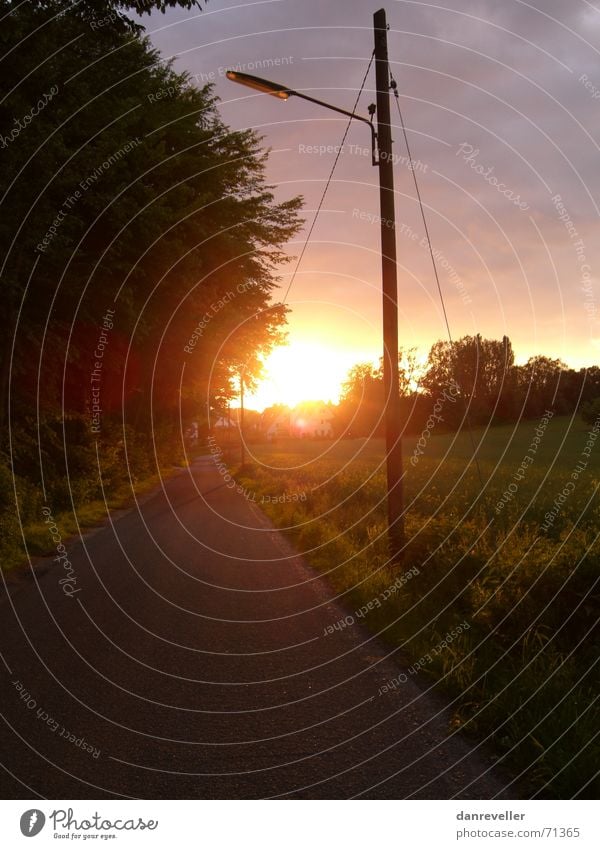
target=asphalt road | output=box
[0,456,516,799]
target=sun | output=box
[245,342,374,411]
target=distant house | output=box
[213,415,238,431]
[264,411,290,440]
[211,412,240,445]
[290,403,334,438]
[260,402,335,440]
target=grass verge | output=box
[1,466,184,577]
[227,419,600,798]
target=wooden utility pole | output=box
[240,371,246,468]
[226,10,405,558]
[374,8,404,560]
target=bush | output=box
[580,398,600,425]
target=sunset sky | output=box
[141,0,600,410]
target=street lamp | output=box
[225,70,378,165]
[225,71,290,99]
[227,8,404,561]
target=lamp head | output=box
[226,70,291,100]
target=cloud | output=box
[144,0,600,367]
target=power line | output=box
[281,51,375,304]
[391,80,453,344]
[390,77,485,490]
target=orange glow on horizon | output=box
[245,341,378,411]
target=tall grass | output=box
[232,416,600,798]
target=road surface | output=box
[0,456,517,798]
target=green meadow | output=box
[233,414,600,798]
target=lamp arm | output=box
[289,89,378,165]
[226,70,378,165]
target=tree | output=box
[0,0,212,426]
[515,356,567,418]
[580,397,600,426]
[1,0,302,494]
[20,1,205,30]
[421,334,516,424]
[338,362,382,437]
[337,349,419,437]
[398,346,421,396]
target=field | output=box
[229,415,600,798]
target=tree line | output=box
[338,334,600,437]
[1,0,302,525]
